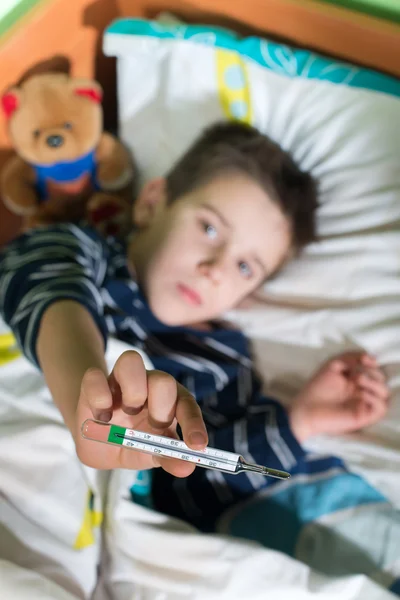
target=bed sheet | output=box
[0,332,398,599]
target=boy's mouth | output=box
[177,283,203,306]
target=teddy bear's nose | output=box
[46,134,64,148]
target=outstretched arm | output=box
[0,226,207,475]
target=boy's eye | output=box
[238,261,252,278]
[203,222,218,240]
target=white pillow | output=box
[104,22,400,503]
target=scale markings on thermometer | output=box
[82,419,290,479]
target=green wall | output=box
[0,0,44,38]
[320,0,400,23]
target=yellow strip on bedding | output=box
[216,49,253,125]
[74,489,103,550]
[0,333,20,366]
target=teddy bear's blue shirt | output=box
[31,149,99,200]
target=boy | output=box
[0,122,388,530]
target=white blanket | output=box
[0,333,398,600]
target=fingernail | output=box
[189,432,207,447]
[97,410,112,422]
[123,405,143,416]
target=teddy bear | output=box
[1,72,135,236]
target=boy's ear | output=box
[133,178,167,227]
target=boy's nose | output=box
[198,259,223,283]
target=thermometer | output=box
[82,419,290,479]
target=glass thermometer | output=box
[82,419,290,479]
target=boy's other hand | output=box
[289,352,389,443]
[75,350,208,476]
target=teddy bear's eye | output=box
[33,129,41,139]
[63,122,72,130]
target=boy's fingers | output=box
[362,367,386,383]
[150,425,196,477]
[146,376,208,449]
[175,383,208,450]
[81,368,113,422]
[333,352,378,369]
[147,371,178,428]
[360,354,378,368]
[357,390,388,423]
[349,391,387,429]
[357,374,389,401]
[112,351,148,415]
[328,352,365,373]
[153,455,196,478]
[328,359,347,373]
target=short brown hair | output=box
[166,121,318,254]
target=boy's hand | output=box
[74,351,208,477]
[289,352,389,442]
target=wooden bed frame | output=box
[0,0,399,245]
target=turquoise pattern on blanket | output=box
[218,468,400,590]
[130,470,153,508]
[106,18,400,98]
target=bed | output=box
[1,1,400,599]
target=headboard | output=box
[0,0,399,245]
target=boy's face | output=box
[130,173,291,326]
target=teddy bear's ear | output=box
[71,79,103,104]
[1,88,20,119]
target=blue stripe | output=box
[301,454,344,474]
